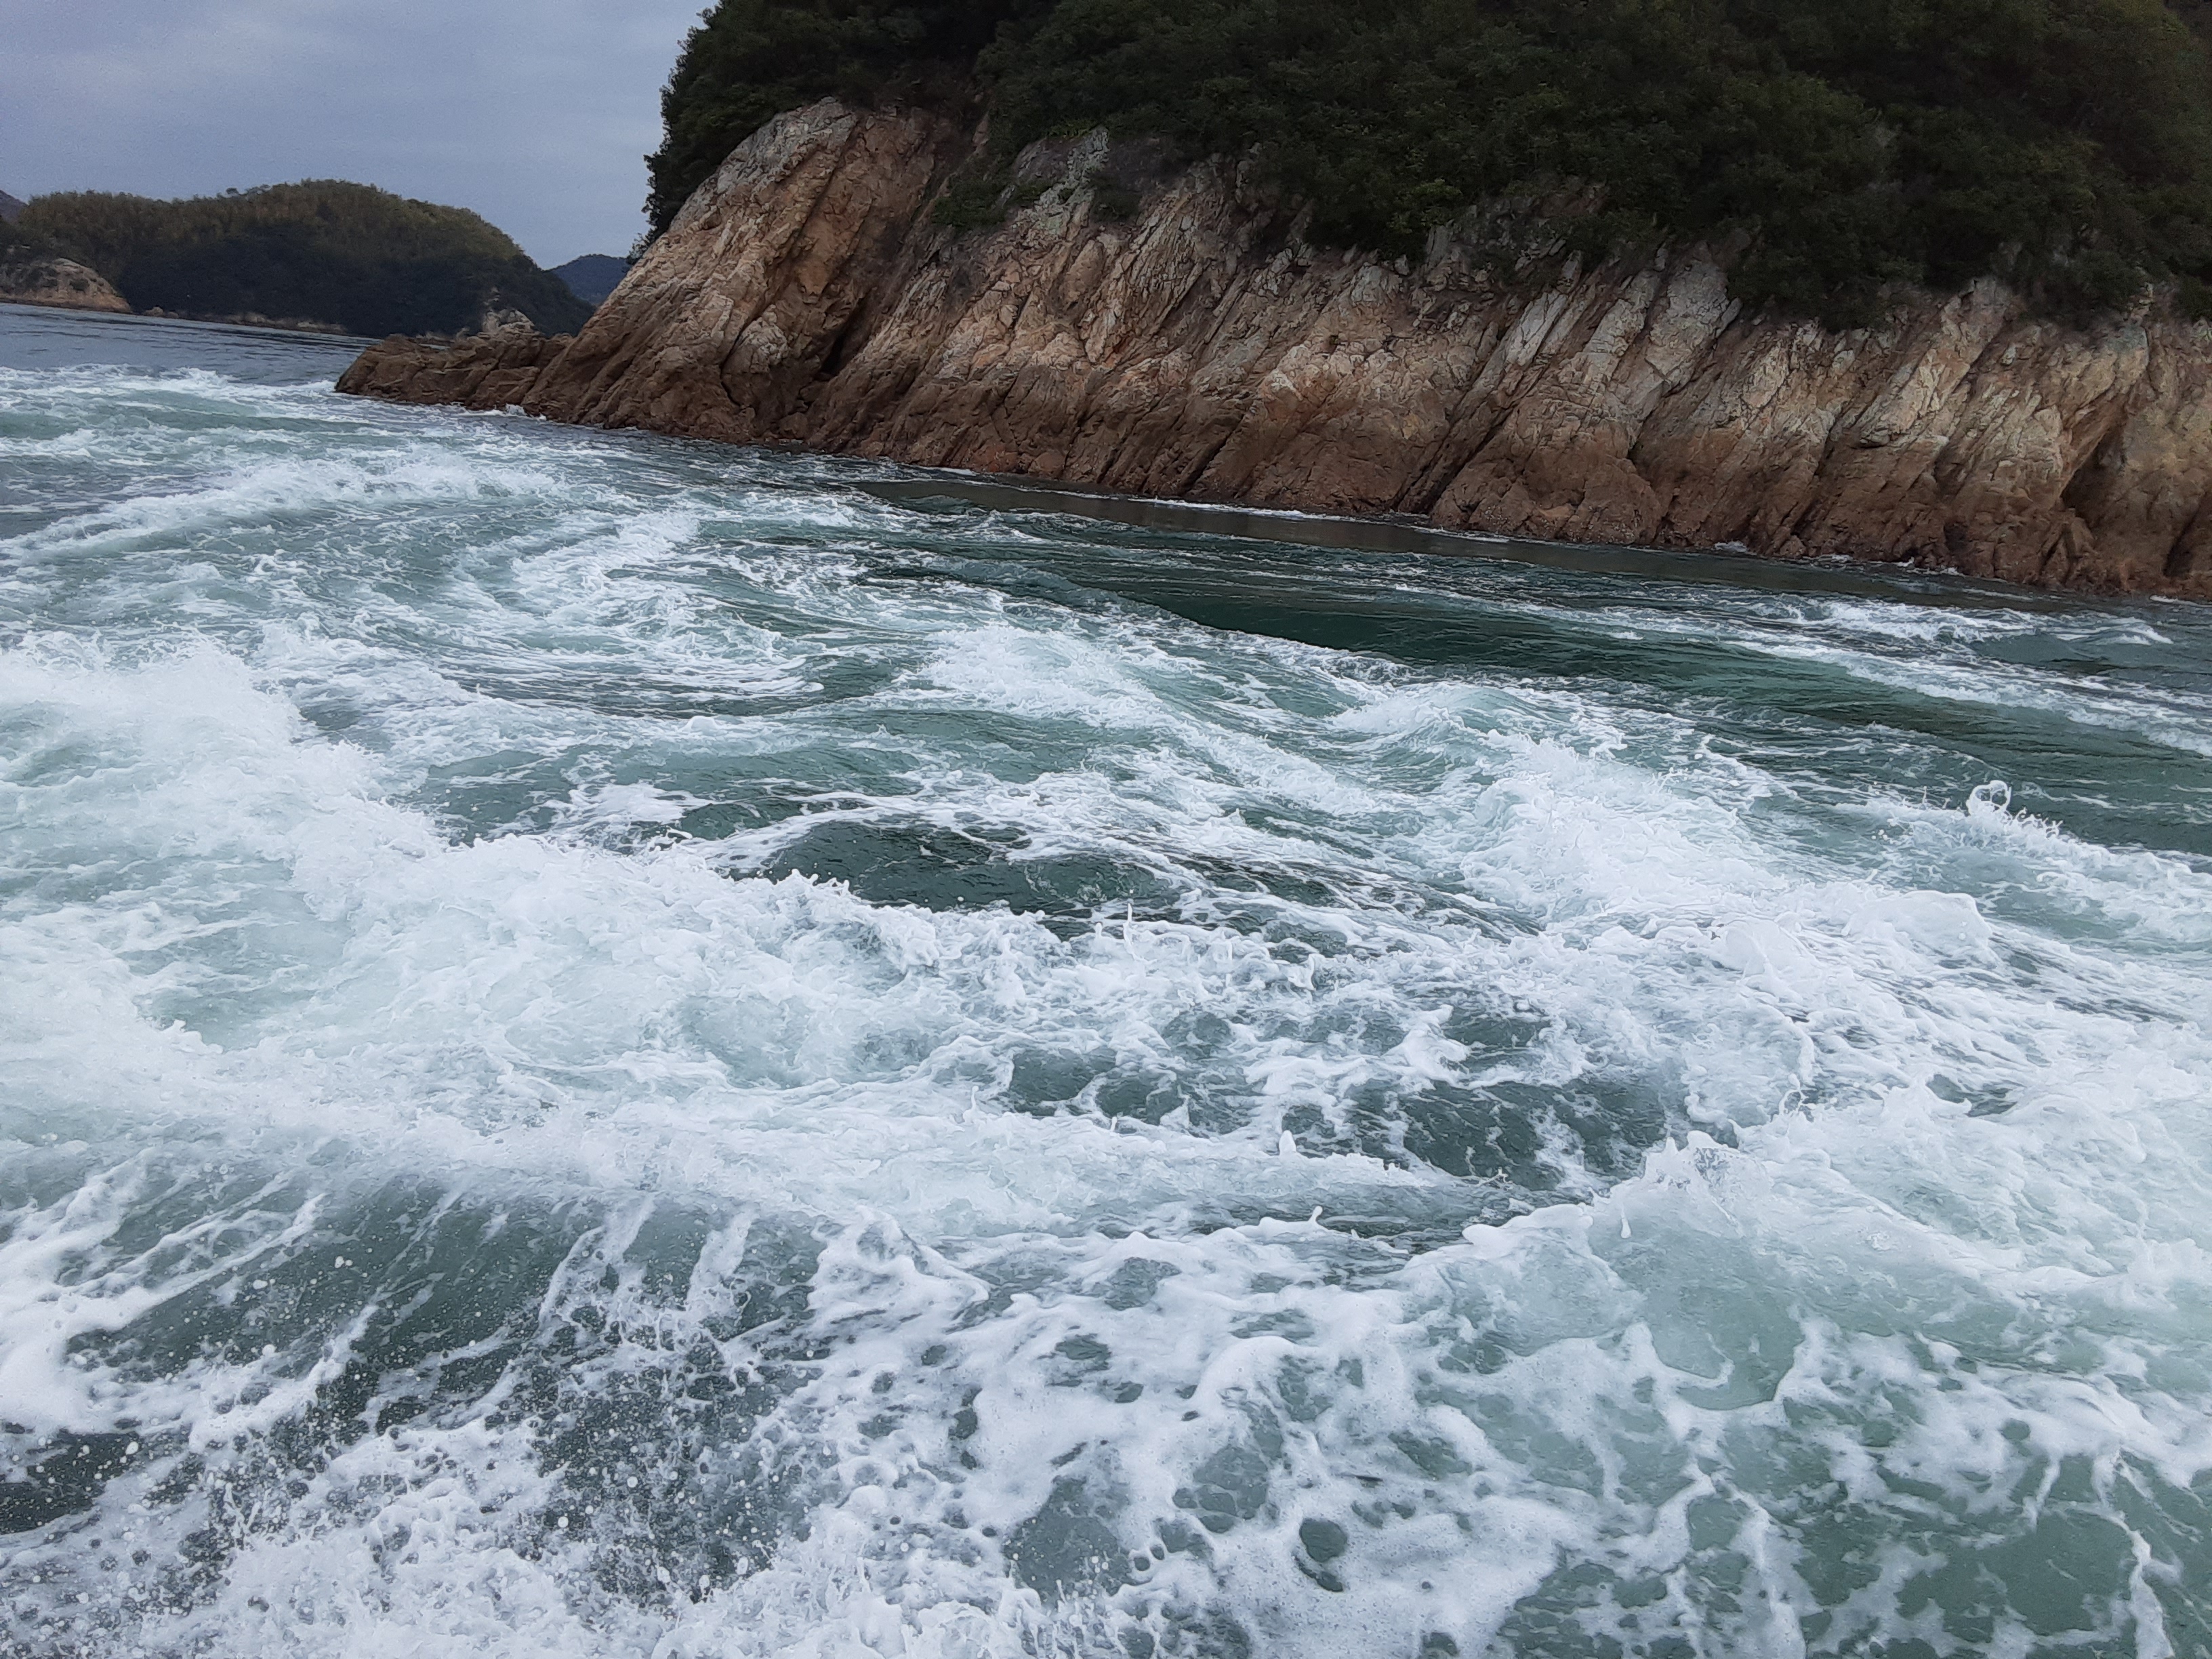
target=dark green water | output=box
[4,302,2211,1659]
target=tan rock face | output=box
[336,101,2212,597]
[0,257,131,315]
[337,323,571,409]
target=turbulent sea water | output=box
[3,301,2211,1659]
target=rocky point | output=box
[337,101,2212,596]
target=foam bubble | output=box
[3,341,2211,1658]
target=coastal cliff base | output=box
[1,256,131,315]
[337,102,2212,598]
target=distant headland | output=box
[551,254,630,308]
[2,181,588,337]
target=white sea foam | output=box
[3,340,2210,1658]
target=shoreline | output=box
[341,356,2183,616]
[845,468,2091,611]
[333,102,2212,604]
[3,298,2181,611]
[1,298,379,348]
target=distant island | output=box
[6,181,589,337]
[551,254,630,308]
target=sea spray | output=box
[4,309,2211,1658]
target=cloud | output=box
[0,0,707,264]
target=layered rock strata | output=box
[337,101,2212,596]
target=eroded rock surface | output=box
[337,102,2212,596]
[338,323,572,409]
[1,256,131,315]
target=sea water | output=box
[3,300,2210,1659]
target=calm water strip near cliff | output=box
[5,305,2212,1659]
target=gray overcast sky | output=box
[0,0,710,266]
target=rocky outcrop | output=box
[0,255,130,314]
[339,322,572,407]
[337,101,2212,596]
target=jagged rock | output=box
[472,304,537,335]
[336,100,2212,596]
[1,255,131,315]
[336,323,571,409]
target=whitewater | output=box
[3,302,2210,1659]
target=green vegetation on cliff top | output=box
[0,211,60,264]
[648,0,2212,324]
[17,182,591,337]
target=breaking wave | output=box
[4,321,2211,1658]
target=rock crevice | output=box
[337,100,2212,597]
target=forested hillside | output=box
[18,182,590,337]
[0,209,61,263]
[552,253,632,306]
[648,0,2212,323]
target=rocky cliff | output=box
[338,102,2212,596]
[0,254,131,315]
